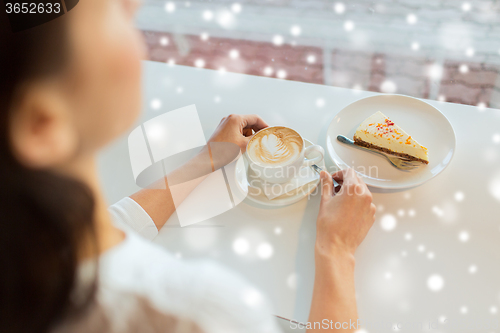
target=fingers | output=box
[343,167,359,181]
[243,128,253,137]
[332,168,356,182]
[240,135,252,152]
[240,114,269,133]
[370,203,377,224]
[337,168,361,187]
[358,174,370,194]
[333,168,372,197]
[321,171,333,201]
[331,170,344,183]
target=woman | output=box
[0,0,376,332]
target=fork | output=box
[336,135,421,171]
[311,164,342,194]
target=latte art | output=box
[248,127,303,166]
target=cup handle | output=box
[303,144,324,167]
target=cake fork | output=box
[336,135,422,171]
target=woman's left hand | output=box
[208,114,269,151]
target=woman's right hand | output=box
[208,114,269,152]
[315,168,376,258]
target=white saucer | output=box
[234,139,326,207]
[326,94,456,189]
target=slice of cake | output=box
[353,111,429,164]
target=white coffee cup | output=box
[246,126,324,184]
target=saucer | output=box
[234,139,326,207]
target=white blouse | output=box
[54,197,282,333]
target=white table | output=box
[98,61,500,332]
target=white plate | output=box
[326,94,456,189]
[234,139,326,207]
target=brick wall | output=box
[139,0,500,108]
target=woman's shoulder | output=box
[94,233,282,333]
[54,287,204,333]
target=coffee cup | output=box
[246,126,324,184]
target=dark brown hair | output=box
[0,11,97,333]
